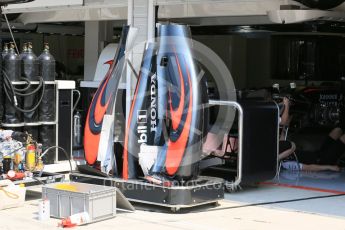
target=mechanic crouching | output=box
[280,98,345,172]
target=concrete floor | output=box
[1,189,345,230]
[2,169,345,230]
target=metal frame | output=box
[208,100,244,190]
[56,81,76,158]
[206,99,280,191]
[0,79,76,173]
[1,81,57,128]
[70,173,224,212]
[40,80,77,172]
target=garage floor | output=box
[0,191,344,230]
[1,170,344,229]
[275,169,345,194]
[225,169,345,218]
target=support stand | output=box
[70,173,224,212]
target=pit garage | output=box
[0,0,345,229]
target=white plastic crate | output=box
[42,182,116,222]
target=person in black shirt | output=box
[280,98,344,172]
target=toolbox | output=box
[42,182,117,222]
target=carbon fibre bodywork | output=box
[123,24,208,181]
[84,26,129,166]
[123,44,163,179]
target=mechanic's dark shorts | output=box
[280,140,319,164]
[295,151,319,164]
[279,140,292,154]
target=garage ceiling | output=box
[2,0,345,25]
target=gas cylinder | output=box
[38,43,55,81]
[22,42,40,123]
[22,42,39,81]
[4,43,21,82]
[25,143,36,171]
[19,43,28,60]
[3,43,22,124]
[4,43,21,81]
[38,43,55,123]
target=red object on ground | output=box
[59,218,77,228]
[7,171,25,181]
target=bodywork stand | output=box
[70,173,224,212]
